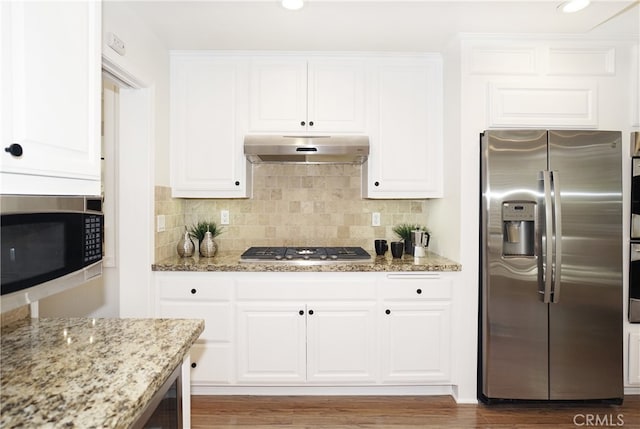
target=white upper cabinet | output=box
[1,1,101,195]
[170,54,251,198]
[249,56,366,133]
[363,55,443,199]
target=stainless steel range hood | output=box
[244,135,369,164]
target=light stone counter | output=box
[1,317,204,428]
[152,251,461,272]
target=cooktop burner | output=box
[240,246,371,264]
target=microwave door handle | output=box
[542,170,553,304]
[551,171,562,304]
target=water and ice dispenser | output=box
[502,201,535,257]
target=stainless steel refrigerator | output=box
[479,129,623,403]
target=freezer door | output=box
[480,130,549,400]
[547,130,623,400]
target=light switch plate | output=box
[221,210,230,225]
[156,215,166,232]
[372,212,381,226]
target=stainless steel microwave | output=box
[0,195,103,313]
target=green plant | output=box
[189,221,224,241]
[392,223,429,241]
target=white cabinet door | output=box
[1,1,101,195]
[363,56,443,199]
[236,302,307,383]
[307,59,366,133]
[249,58,307,132]
[306,302,377,383]
[630,332,640,386]
[380,302,451,383]
[170,54,250,198]
[249,57,366,133]
[189,341,234,385]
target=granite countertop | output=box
[1,317,204,428]
[152,250,461,272]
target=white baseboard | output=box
[192,385,456,398]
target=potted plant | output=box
[393,223,430,255]
[189,221,224,257]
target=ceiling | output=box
[123,0,640,51]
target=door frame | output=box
[102,54,155,318]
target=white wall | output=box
[102,2,170,187]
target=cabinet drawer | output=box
[237,279,376,301]
[380,274,451,300]
[158,276,232,301]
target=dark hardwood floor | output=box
[192,395,640,428]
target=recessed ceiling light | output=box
[282,0,304,11]
[557,0,591,13]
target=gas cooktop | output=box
[240,246,371,264]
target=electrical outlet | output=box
[221,210,230,225]
[107,32,126,56]
[156,215,166,232]
[372,212,381,226]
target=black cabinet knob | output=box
[235,181,240,186]
[374,181,380,187]
[191,362,197,368]
[4,143,23,157]
[385,309,391,315]
[416,289,422,295]
[300,121,306,126]
[190,288,197,294]
[309,121,314,126]
[308,310,314,315]
[299,310,304,315]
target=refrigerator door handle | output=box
[542,170,554,304]
[551,171,562,303]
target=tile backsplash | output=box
[155,164,429,261]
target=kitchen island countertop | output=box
[152,250,461,272]
[1,317,204,428]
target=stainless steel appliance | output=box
[244,135,369,164]
[480,130,623,403]
[630,131,640,322]
[410,230,430,257]
[1,195,103,313]
[240,246,371,264]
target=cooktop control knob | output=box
[286,255,293,260]
[330,255,338,260]
[275,255,283,260]
[320,255,327,260]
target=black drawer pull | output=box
[190,288,197,294]
[416,289,422,294]
[385,309,391,315]
[4,143,23,157]
[191,362,197,368]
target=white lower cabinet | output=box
[155,272,453,389]
[236,302,307,383]
[306,303,377,383]
[236,301,377,384]
[156,273,235,385]
[379,274,452,383]
[380,302,451,383]
[630,332,640,386]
